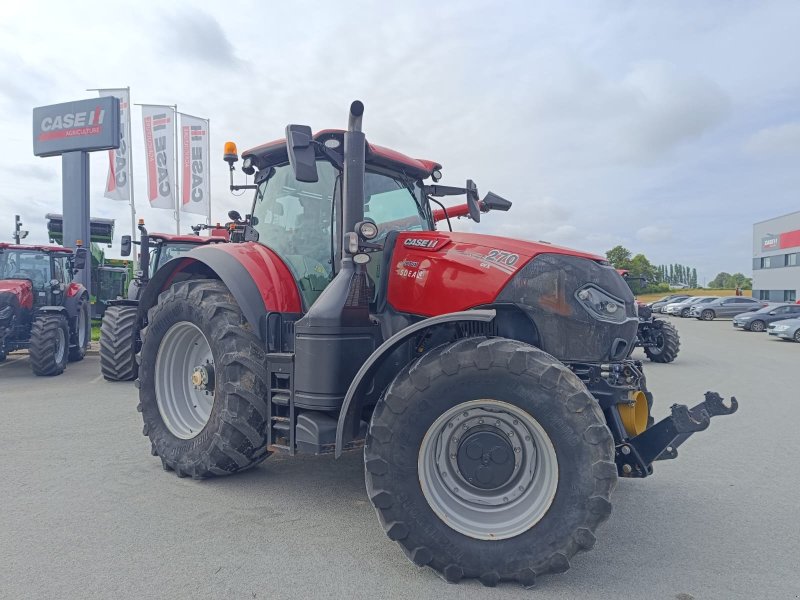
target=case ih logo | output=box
[761,235,779,251]
[404,238,440,249]
[145,113,172,200]
[38,107,106,141]
[182,125,206,205]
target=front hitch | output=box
[615,392,738,477]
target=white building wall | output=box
[752,210,800,302]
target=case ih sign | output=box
[33,97,120,157]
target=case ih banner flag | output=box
[141,105,176,210]
[180,113,210,216]
[99,89,131,202]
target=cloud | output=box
[636,225,673,243]
[744,122,800,158]
[160,9,240,68]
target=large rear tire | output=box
[365,337,616,586]
[100,305,139,381]
[138,279,271,479]
[68,298,91,362]
[29,313,69,376]
[643,320,680,363]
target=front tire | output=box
[100,305,139,381]
[643,320,680,363]
[749,320,766,333]
[365,337,616,586]
[68,298,91,362]
[138,279,271,479]
[701,309,715,321]
[29,313,69,376]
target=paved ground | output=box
[1,318,798,600]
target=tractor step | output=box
[266,353,295,454]
[615,391,738,477]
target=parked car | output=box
[650,294,690,313]
[733,303,800,332]
[690,296,765,320]
[767,317,800,342]
[665,296,718,317]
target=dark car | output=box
[649,294,690,313]
[733,303,800,332]
[767,317,800,342]
[690,296,765,320]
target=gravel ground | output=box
[0,318,798,600]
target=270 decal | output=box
[484,249,519,267]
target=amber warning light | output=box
[223,141,238,166]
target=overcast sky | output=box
[1,0,798,282]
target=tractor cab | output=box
[0,243,83,307]
[227,129,506,308]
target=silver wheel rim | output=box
[154,321,215,439]
[418,399,559,540]
[54,327,65,364]
[77,307,87,347]
[751,321,764,332]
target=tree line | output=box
[605,245,751,293]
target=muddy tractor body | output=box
[0,242,90,374]
[99,222,228,381]
[134,102,736,585]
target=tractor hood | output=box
[387,231,637,361]
[0,280,34,310]
[387,230,607,318]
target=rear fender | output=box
[334,309,496,457]
[137,242,302,341]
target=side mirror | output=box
[50,279,61,291]
[466,179,481,223]
[228,209,242,222]
[769,311,776,315]
[286,124,318,183]
[482,191,512,212]
[120,235,132,257]
[73,248,87,270]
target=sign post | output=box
[32,96,120,295]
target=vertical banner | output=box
[141,105,176,209]
[179,113,210,216]
[99,89,130,201]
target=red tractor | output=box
[99,220,228,381]
[0,242,90,374]
[134,102,737,586]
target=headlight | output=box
[576,285,626,323]
[773,324,790,331]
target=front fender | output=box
[334,309,496,457]
[137,242,302,341]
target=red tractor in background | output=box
[133,102,737,586]
[99,220,228,381]
[0,242,90,374]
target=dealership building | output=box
[752,210,800,302]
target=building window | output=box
[785,290,797,302]
[762,256,771,268]
[788,253,798,267]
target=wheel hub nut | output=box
[191,364,214,391]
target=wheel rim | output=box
[794,330,800,342]
[54,327,65,364]
[751,321,764,332]
[77,306,87,347]
[702,311,712,320]
[418,399,559,540]
[154,321,215,439]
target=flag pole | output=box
[173,104,180,235]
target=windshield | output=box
[0,250,50,289]
[251,161,430,307]
[152,243,198,276]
